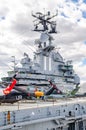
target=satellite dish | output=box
[36,12,43,15]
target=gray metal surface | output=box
[0,98,86,130]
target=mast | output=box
[32,10,58,33]
[32,11,58,72]
[32,10,58,45]
[11,56,16,71]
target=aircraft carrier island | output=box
[0,10,85,130]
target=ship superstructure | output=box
[1,11,80,94]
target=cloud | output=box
[0,5,9,18]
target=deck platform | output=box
[0,98,86,130]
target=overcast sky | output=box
[0,0,86,92]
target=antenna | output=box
[32,10,57,54]
[11,56,16,71]
[32,10,57,33]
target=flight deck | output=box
[0,97,86,112]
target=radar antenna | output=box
[32,10,58,33]
[32,10,58,55]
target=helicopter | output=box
[13,79,63,100]
[47,80,80,99]
[0,73,18,104]
[0,74,17,96]
[0,75,80,104]
[0,76,60,104]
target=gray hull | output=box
[0,98,86,130]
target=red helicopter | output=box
[0,74,17,96]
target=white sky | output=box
[0,0,86,92]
